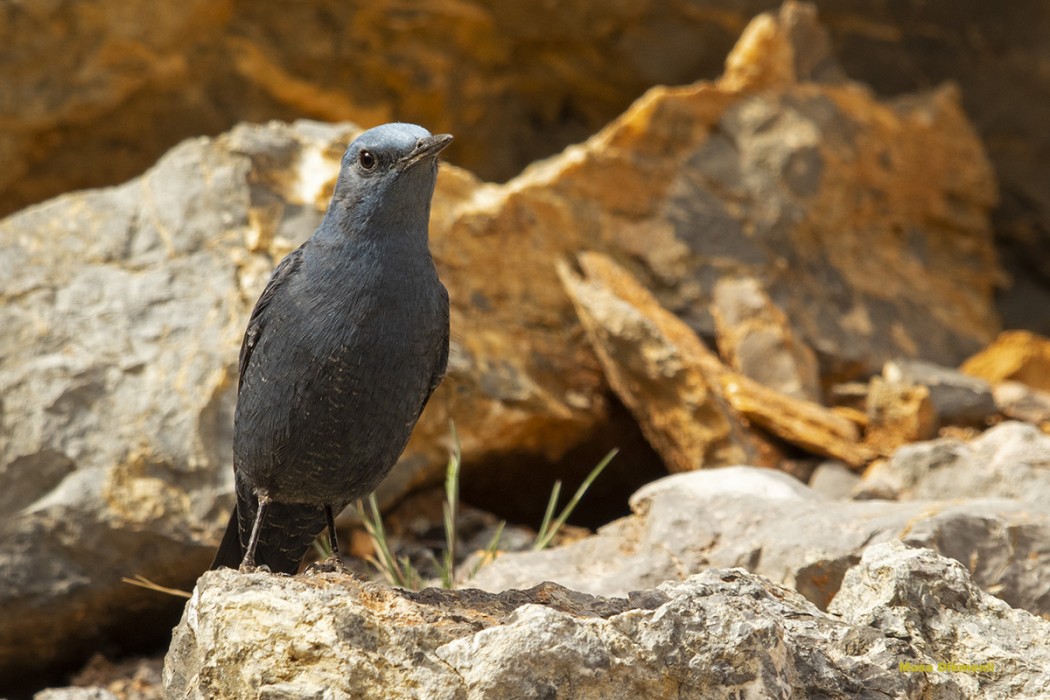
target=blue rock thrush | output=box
[210,123,452,574]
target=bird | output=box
[210,123,452,575]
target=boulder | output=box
[468,467,1050,617]
[829,542,1050,699]
[0,124,269,687]
[856,420,1050,508]
[3,1,1047,332]
[163,543,1050,698]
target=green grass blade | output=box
[358,495,410,588]
[533,448,618,550]
[533,480,562,550]
[441,420,462,589]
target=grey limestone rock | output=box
[32,690,119,700]
[857,420,1050,506]
[830,541,1050,698]
[164,544,1050,699]
[0,123,276,685]
[468,466,1050,617]
[807,460,861,500]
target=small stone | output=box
[827,381,870,413]
[808,461,861,500]
[865,376,938,453]
[962,330,1050,392]
[33,690,119,700]
[993,380,1050,425]
[884,358,996,427]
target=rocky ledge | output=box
[164,541,1049,699]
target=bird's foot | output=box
[238,561,272,574]
[305,555,354,576]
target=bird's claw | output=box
[304,555,354,575]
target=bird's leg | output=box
[324,505,340,555]
[240,493,271,572]
[303,504,354,574]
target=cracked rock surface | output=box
[164,542,1050,699]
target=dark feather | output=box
[209,507,244,570]
[237,246,305,392]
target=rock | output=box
[33,690,118,700]
[856,420,1050,509]
[721,373,876,467]
[0,115,610,685]
[711,276,821,401]
[808,460,861,499]
[468,466,1050,617]
[884,358,996,427]
[164,545,1050,699]
[4,2,1002,370]
[65,655,165,700]
[562,252,881,469]
[830,541,1050,699]
[897,501,1050,616]
[864,358,996,453]
[962,330,1050,393]
[993,381,1050,425]
[598,1,1000,374]
[864,377,938,453]
[2,2,1044,328]
[558,254,768,472]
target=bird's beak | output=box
[402,134,454,169]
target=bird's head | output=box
[327,123,453,238]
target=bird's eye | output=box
[358,150,377,171]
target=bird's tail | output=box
[209,488,334,574]
[210,506,244,570]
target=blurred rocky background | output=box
[2,1,1050,698]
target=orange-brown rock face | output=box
[423,2,1001,477]
[962,331,1050,394]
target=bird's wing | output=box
[417,287,450,419]
[238,245,306,392]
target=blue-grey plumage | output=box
[211,123,451,574]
